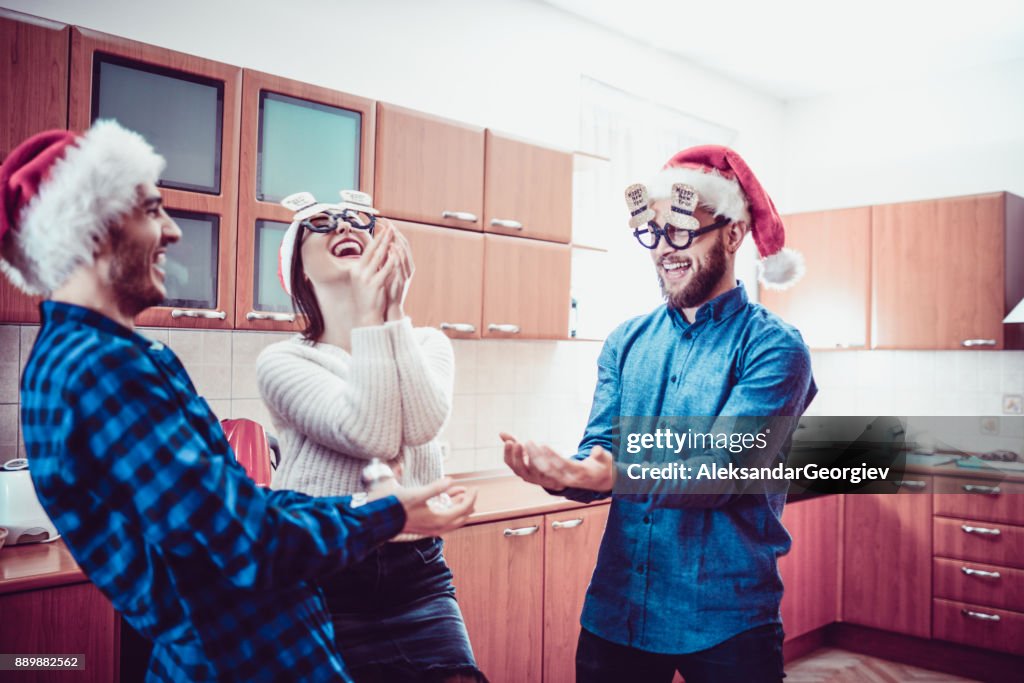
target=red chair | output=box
[220,418,278,487]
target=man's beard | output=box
[659,232,728,311]
[108,225,165,317]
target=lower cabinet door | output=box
[443,516,545,683]
[543,505,610,683]
[933,597,1024,655]
[779,495,840,640]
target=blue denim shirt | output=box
[565,284,816,654]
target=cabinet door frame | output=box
[69,27,242,329]
[235,69,376,332]
[482,234,570,340]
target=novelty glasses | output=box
[625,182,729,250]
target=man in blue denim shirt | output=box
[503,146,815,683]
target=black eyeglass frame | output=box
[632,215,731,250]
[300,209,377,235]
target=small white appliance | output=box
[0,458,61,545]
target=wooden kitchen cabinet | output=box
[543,506,609,683]
[0,582,118,683]
[69,27,242,329]
[778,495,840,640]
[484,131,573,244]
[397,221,484,338]
[761,208,871,349]
[872,192,1024,349]
[235,69,376,331]
[374,103,484,231]
[842,475,933,637]
[444,515,546,683]
[482,234,571,339]
[0,10,69,324]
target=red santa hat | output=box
[648,145,804,290]
[0,120,165,295]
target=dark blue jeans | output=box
[576,623,785,683]
[320,537,485,683]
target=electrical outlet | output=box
[980,417,1000,435]
[1004,395,1024,415]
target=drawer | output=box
[933,598,1024,655]
[933,517,1024,570]
[933,476,1024,525]
[934,557,1024,612]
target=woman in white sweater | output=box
[256,192,484,683]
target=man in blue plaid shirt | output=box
[0,121,476,681]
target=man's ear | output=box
[724,221,748,253]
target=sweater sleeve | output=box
[256,330,402,460]
[387,318,454,446]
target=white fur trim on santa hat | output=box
[4,119,165,295]
[278,219,302,296]
[758,247,805,290]
[647,166,750,224]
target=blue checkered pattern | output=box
[21,302,406,682]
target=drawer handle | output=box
[551,518,584,530]
[171,308,227,320]
[896,480,927,490]
[439,322,476,333]
[442,210,478,223]
[503,525,540,537]
[961,608,1001,622]
[490,218,524,230]
[961,339,997,347]
[246,311,296,322]
[963,484,1001,495]
[488,324,521,334]
[961,524,1001,536]
[961,567,1002,579]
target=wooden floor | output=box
[785,648,981,682]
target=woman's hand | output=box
[351,221,395,328]
[384,222,415,322]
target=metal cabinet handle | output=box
[442,210,478,223]
[440,322,476,333]
[834,343,865,349]
[961,566,1001,579]
[961,524,1001,536]
[551,518,584,530]
[246,311,296,323]
[503,525,540,537]
[487,324,521,334]
[171,308,227,320]
[961,608,1001,622]
[490,218,524,230]
[963,484,1001,495]
[896,480,928,490]
[961,339,997,347]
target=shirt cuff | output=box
[344,494,407,544]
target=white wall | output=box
[5,0,787,188]
[780,57,1024,213]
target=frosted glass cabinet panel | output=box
[162,210,219,310]
[93,54,223,194]
[253,219,293,314]
[257,92,361,202]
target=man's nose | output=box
[164,217,183,244]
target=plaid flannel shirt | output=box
[21,302,406,682]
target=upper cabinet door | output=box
[760,207,871,349]
[236,70,376,331]
[69,27,241,329]
[483,234,570,340]
[395,221,483,339]
[0,10,68,323]
[484,131,572,244]
[872,194,1006,349]
[374,103,484,231]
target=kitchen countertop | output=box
[3,463,1018,596]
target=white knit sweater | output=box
[256,318,453,540]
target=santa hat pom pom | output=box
[758,247,805,290]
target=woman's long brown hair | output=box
[288,228,325,341]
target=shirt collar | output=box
[40,300,151,350]
[667,282,749,329]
